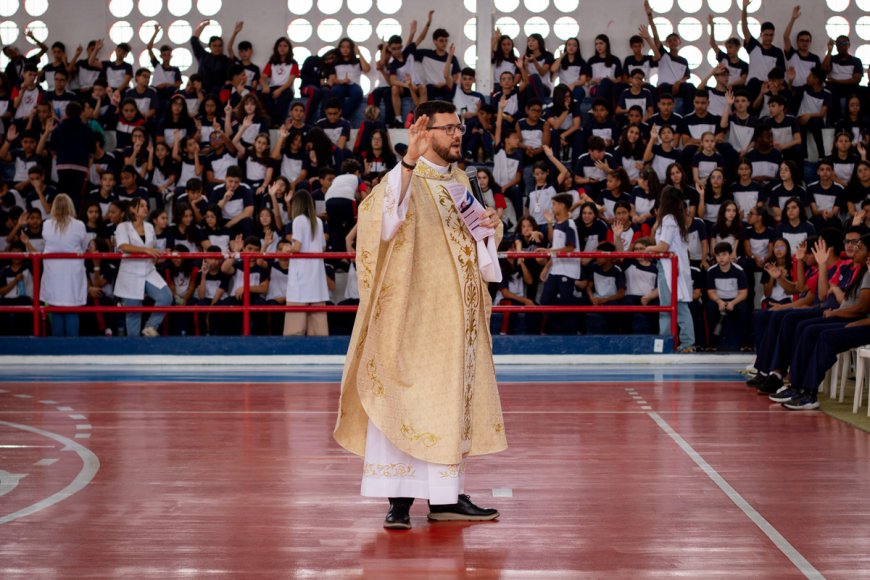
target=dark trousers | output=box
[705,299,750,350]
[789,317,860,391]
[58,169,88,211]
[753,307,819,373]
[800,117,826,160]
[769,308,822,373]
[622,295,659,334]
[540,275,578,334]
[796,323,870,394]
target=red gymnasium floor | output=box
[0,364,868,578]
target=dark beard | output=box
[431,140,461,163]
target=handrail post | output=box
[671,252,679,351]
[242,253,251,337]
[32,254,41,337]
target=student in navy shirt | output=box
[315,97,352,152]
[453,67,486,123]
[621,236,659,334]
[740,5,785,102]
[42,69,77,121]
[580,98,619,152]
[643,124,681,182]
[641,9,693,113]
[767,160,806,221]
[0,126,42,191]
[415,28,461,101]
[585,241,626,334]
[742,207,776,301]
[731,158,766,221]
[382,23,429,126]
[793,67,831,161]
[616,69,654,122]
[708,27,749,89]
[782,8,821,89]
[647,93,685,145]
[210,165,254,237]
[744,126,783,187]
[806,159,845,231]
[490,70,524,130]
[706,241,750,350]
[827,131,861,188]
[551,37,587,102]
[573,136,613,200]
[147,32,183,105]
[584,34,622,105]
[520,33,555,101]
[221,235,271,334]
[539,193,582,334]
[774,196,815,253]
[823,35,865,121]
[102,42,134,93]
[113,164,149,205]
[622,34,657,89]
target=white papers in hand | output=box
[443,183,496,242]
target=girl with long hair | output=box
[768,160,805,222]
[491,32,519,87]
[260,37,299,124]
[550,37,586,101]
[645,185,695,351]
[284,189,330,336]
[328,37,371,120]
[773,196,815,253]
[585,34,622,105]
[761,237,794,308]
[522,33,554,100]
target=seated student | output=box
[172,135,203,194]
[744,125,784,189]
[114,98,148,150]
[233,129,274,199]
[761,95,801,164]
[630,166,661,231]
[767,160,806,222]
[665,162,700,219]
[227,94,270,150]
[149,208,169,251]
[621,236,659,334]
[642,124,680,182]
[453,67,485,122]
[198,204,231,251]
[491,70,524,131]
[689,263,708,349]
[846,160,870,218]
[681,92,724,165]
[580,98,618,152]
[851,199,870,235]
[584,241,626,334]
[0,126,42,192]
[157,96,197,148]
[164,245,199,336]
[616,68,655,121]
[123,68,159,123]
[314,97,352,153]
[538,193,581,334]
[202,126,239,191]
[793,66,830,161]
[710,201,743,263]
[464,103,497,163]
[174,177,208,225]
[834,95,868,153]
[220,234,270,334]
[687,213,710,269]
[192,244,232,335]
[690,133,725,193]
[806,159,845,231]
[599,169,631,224]
[257,37,299,125]
[42,68,76,122]
[104,200,126,241]
[576,201,609,261]
[743,206,775,273]
[731,158,765,221]
[167,202,200,253]
[771,234,870,409]
[147,142,179,208]
[86,171,118,222]
[544,85,582,164]
[493,100,525,214]
[827,131,861,189]
[721,90,758,159]
[147,33,183,105]
[113,164,150,205]
[85,79,118,130]
[573,136,614,201]
[699,168,732,229]
[272,126,308,191]
[613,122,646,186]
[82,237,119,337]
[527,161,557,235]
[21,166,56,221]
[608,201,641,252]
[761,238,796,309]
[493,238,539,335]
[0,240,33,335]
[82,202,105,243]
[517,98,551,188]
[705,241,750,350]
[647,93,685,144]
[264,238,291,334]
[753,65,791,119]
[210,166,254,237]
[583,33,623,105]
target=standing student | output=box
[645,185,695,351]
[283,189,329,336]
[114,197,172,337]
[41,194,88,337]
[538,193,581,334]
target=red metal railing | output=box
[0,250,679,347]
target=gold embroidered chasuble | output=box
[333,162,508,465]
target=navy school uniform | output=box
[762,114,800,152]
[716,50,749,84]
[203,150,239,185]
[731,180,765,219]
[682,111,723,143]
[8,150,44,185]
[573,152,614,199]
[613,146,644,184]
[193,269,233,335]
[630,186,657,219]
[24,186,58,220]
[414,48,460,98]
[623,54,656,81]
[705,262,750,349]
[84,189,117,218]
[785,48,821,88]
[725,114,758,154]
[806,181,846,230]
[692,150,725,183]
[760,265,794,306]
[232,117,270,148]
[315,116,352,148]
[648,144,681,182]
[209,183,254,236]
[540,219,581,335]
[242,151,276,192]
[827,151,861,185]
[580,117,619,150]
[600,189,631,221]
[113,185,149,205]
[647,112,685,138]
[701,190,733,225]
[767,183,807,214]
[177,153,203,190]
[744,37,785,84]
[576,218,610,252]
[744,148,783,182]
[689,265,707,347]
[452,86,485,118]
[617,87,655,116]
[622,257,659,334]
[585,263,625,334]
[43,89,78,121]
[123,87,159,118]
[774,220,815,254]
[686,217,708,264]
[104,60,134,90]
[198,224,231,252]
[89,150,118,187]
[744,225,775,264]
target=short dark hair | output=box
[135,67,150,77]
[694,89,709,100]
[552,193,574,209]
[820,228,845,254]
[714,241,733,255]
[228,64,245,79]
[340,159,362,175]
[318,166,337,179]
[27,165,44,176]
[116,42,131,53]
[587,136,606,151]
[760,22,775,32]
[591,98,610,112]
[388,35,402,45]
[659,93,674,101]
[629,35,643,45]
[226,166,242,179]
[238,41,252,51]
[461,67,475,77]
[186,178,203,191]
[597,241,616,252]
[414,100,457,121]
[433,28,449,41]
[324,97,342,111]
[244,235,260,247]
[767,67,785,81]
[767,95,787,107]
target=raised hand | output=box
[404,114,431,163]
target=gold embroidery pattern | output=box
[413,163,454,181]
[374,282,392,321]
[394,209,413,250]
[364,463,416,478]
[360,193,375,213]
[439,464,466,479]
[401,423,439,448]
[493,423,503,434]
[358,249,374,290]
[384,182,397,214]
[367,358,385,397]
[435,184,480,444]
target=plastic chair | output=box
[854,347,870,414]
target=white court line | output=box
[0,421,100,525]
[647,411,824,580]
[68,414,87,420]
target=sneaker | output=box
[783,394,820,410]
[104,328,113,336]
[746,373,767,388]
[141,326,160,337]
[756,374,783,395]
[768,387,800,403]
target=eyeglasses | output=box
[428,124,466,136]
[846,239,861,246]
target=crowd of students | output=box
[1,4,869,360]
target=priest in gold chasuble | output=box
[333,102,508,530]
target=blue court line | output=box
[0,364,745,384]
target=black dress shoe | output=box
[427,494,499,521]
[384,497,414,530]
[756,374,784,395]
[746,373,767,387]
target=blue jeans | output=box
[329,83,363,120]
[123,281,172,337]
[657,260,694,348]
[51,312,79,337]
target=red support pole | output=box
[31,254,41,337]
[671,252,679,351]
[242,254,251,337]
